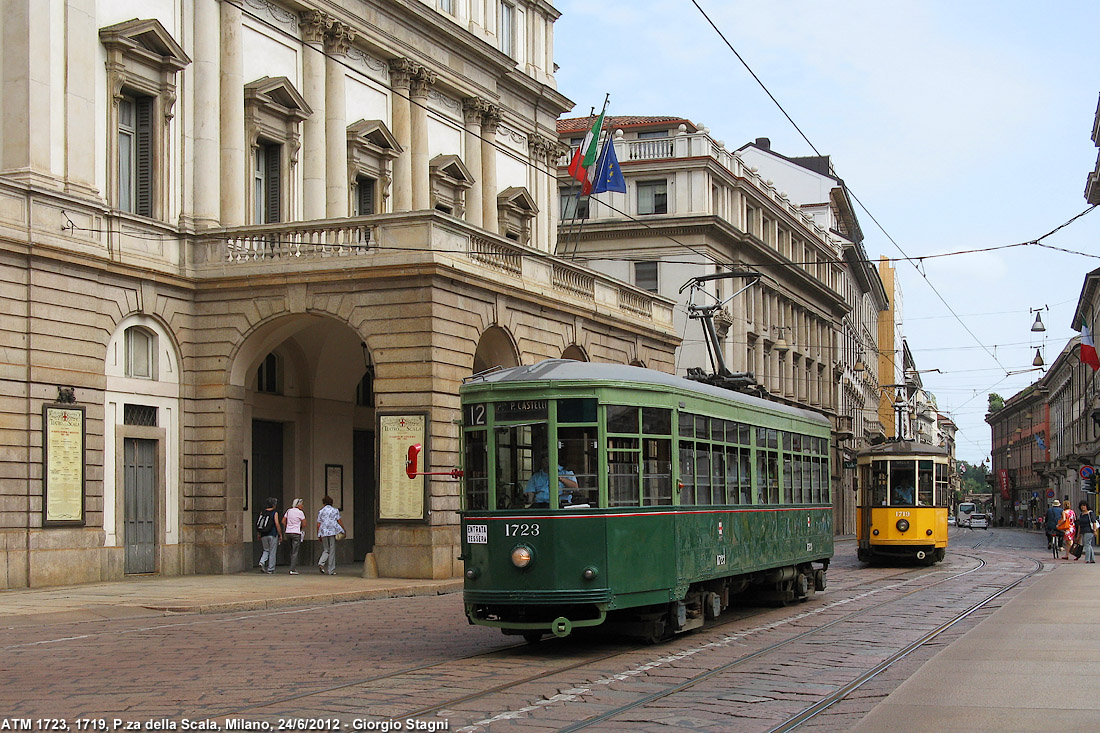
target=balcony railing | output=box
[223,221,374,261]
[194,212,675,331]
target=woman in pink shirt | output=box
[283,498,306,575]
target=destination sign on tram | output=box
[494,399,548,421]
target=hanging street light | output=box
[1033,348,1044,367]
[1030,305,1048,333]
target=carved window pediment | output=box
[244,76,312,122]
[497,186,538,244]
[429,154,474,217]
[100,18,191,76]
[347,119,403,157]
[347,119,400,214]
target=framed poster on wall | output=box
[377,413,427,521]
[43,404,86,526]
[326,464,344,510]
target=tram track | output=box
[185,555,984,725]
[545,553,1004,733]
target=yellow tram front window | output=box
[890,460,916,506]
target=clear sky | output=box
[552,0,1100,464]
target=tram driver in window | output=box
[524,454,578,508]
[894,484,915,506]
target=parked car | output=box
[947,515,956,526]
[970,513,989,529]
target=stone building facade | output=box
[0,0,679,589]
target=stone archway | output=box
[473,325,519,373]
[227,314,376,572]
[562,344,588,362]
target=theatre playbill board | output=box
[378,414,426,521]
[43,404,86,526]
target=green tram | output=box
[459,360,833,642]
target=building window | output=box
[636,130,668,139]
[635,261,658,293]
[560,187,589,219]
[253,142,281,224]
[256,353,279,394]
[117,94,154,217]
[637,180,667,215]
[499,1,516,58]
[125,326,155,379]
[355,175,376,216]
[100,19,190,221]
[124,404,158,427]
[440,0,455,14]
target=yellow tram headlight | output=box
[896,519,910,532]
[510,545,534,569]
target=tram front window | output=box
[494,423,547,509]
[890,461,917,506]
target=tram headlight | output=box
[510,545,534,569]
[896,519,910,532]
[926,529,934,536]
[465,567,480,580]
[583,566,599,580]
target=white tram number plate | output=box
[716,554,727,566]
[466,524,488,544]
[504,523,540,536]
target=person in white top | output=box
[316,496,345,575]
[283,498,306,575]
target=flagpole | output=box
[563,95,610,260]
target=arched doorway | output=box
[473,325,519,373]
[231,315,377,570]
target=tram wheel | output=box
[522,632,544,644]
[643,620,667,645]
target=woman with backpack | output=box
[256,497,283,574]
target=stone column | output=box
[219,1,245,226]
[409,68,435,211]
[527,134,558,253]
[299,10,328,221]
[192,0,221,227]
[461,98,484,227]
[64,0,97,195]
[1,0,52,182]
[480,105,502,233]
[325,21,354,218]
[389,59,414,212]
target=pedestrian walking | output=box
[1077,501,1097,563]
[1044,500,1063,552]
[256,497,283,574]
[283,498,306,574]
[1059,502,1077,560]
[316,495,345,575]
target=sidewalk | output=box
[0,564,462,627]
[854,558,1099,731]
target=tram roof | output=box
[857,440,951,458]
[466,360,830,426]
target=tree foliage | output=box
[987,393,1005,413]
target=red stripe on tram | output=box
[465,506,832,521]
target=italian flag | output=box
[567,112,605,189]
[1083,322,1100,370]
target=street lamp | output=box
[1030,305,1048,333]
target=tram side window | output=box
[695,441,713,504]
[934,463,948,506]
[918,460,934,506]
[757,428,780,503]
[608,437,640,506]
[679,442,696,504]
[643,438,672,506]
[464,429,489,511]
[558,426,599,507]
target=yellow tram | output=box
[856,441,951,564]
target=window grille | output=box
[124,404,158,427]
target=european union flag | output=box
[589,137,626,195]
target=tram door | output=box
[124,438,157,574]
[857,464,874,547]
[353,429,376,561]
[251,420,284,565]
